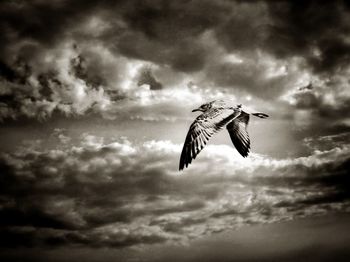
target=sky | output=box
[0,0,350,261]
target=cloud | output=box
[265,1,350,73]
[0,134,349,248]
[0,0,349,125]
[0,2,348,260]
[137,67,163,90]
[281,73,350,132]
[203,51,305,100]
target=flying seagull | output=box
[179,100,269,170]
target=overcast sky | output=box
[0,0,350,261]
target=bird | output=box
[179,100,269,170]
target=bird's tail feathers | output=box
[252,113,269,119]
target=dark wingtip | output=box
[179,163,184,171]
[179,161,188,171]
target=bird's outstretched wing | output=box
[226,111,250,157]
[179,108,240,170]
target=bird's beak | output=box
[192,108,200,112]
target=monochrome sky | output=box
[0,0,350,261]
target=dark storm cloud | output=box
[116,30,209,73]
[0,0,229,72]
[215,1,269,52]
[0,0,113,120]
[286,80,350,134]
[0,61,18,82]
[0,134,349,248]
[70,54,108,89]
[0,138,209,247]
[115,0,230,72]
[265,0,350,73]
[0,0,349,121]
[0,2,349,261]
[0,0,100,55]
[205,55,295,99]
[137,67,163,90]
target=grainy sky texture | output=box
[0,0,350,261]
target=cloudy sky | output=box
[0,0,350,261]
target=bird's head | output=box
[192,100,228,112]
[192,102,212,112]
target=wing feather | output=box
[179,108,240,170]
[226,111,251,157]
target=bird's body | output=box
[179,100,269,170]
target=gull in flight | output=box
[179,100,269,170]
